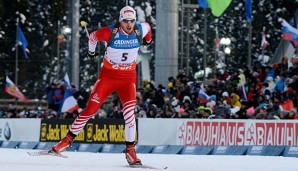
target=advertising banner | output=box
[178,120,298,146]
[40,119,137,143]
[0,119,41,141]
[138,119,298,146]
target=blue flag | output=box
[198,0,208,9]
[17,25,28,58]
[245,0,252,23]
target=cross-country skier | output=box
[51,5,152,165]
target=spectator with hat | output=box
[255,104,267,119]
[45,82,56,111]
[238,69,246,86]
[202,107,213,119]
[214,101,230,118]
[52,81,64,112]
[263,66,275,84]
[266,76,275,92]
[230,93,241,108]
[197,106,205,118]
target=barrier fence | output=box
[0,99,48,110]
[0,118,298,157]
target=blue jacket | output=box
[274,79,285,92]
[263,69,275,84]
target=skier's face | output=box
[120,19,136,34]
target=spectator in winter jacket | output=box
[258,66,267,83]
[263,66,275,84]
[222,91,231,105]
[255,106,267,119]
[52,82,64,112]
[266,76,276,92]
[214,101,230,118]
[230,93,241,108]
[238,69,246,86]
[45,82,56,110]
[274,73,286,92]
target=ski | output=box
[27,150,68,158]
[126,164,168,170]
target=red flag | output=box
[279,100,294,111]
[5,76,28,103]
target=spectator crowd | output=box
[1,56,298,120]
[134,57,298,120]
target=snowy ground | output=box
[0,148,298,171]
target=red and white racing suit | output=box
[70,22,152,142]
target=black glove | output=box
[142,38,152,46]
[87,51,99,59]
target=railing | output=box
[0,99,48,110]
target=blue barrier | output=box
[101,144,115,153]
[1,141,20,148]
[247,146,264,156]
[247,146,285,156]
[262,146,285,156]
[247,146,265,156]
[181,146,214,155]
[163,145,184,154]
[18,142,39,149]
[136,145,154,153]
[35,142,47,149]
[35,142,56,150]
[67,143,80,151]
[152,145,169,154]
[1,141,296,158]
[110,144,126,153]
[77,143,90,152]
[88,144,103,153]
[180,146,196,154]
[212,146,248,155]
[77,144,103,153]
[283,146,298,157]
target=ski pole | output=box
[80,21,90,39]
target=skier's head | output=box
[119,6,136,34]
[119,6,136,21]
